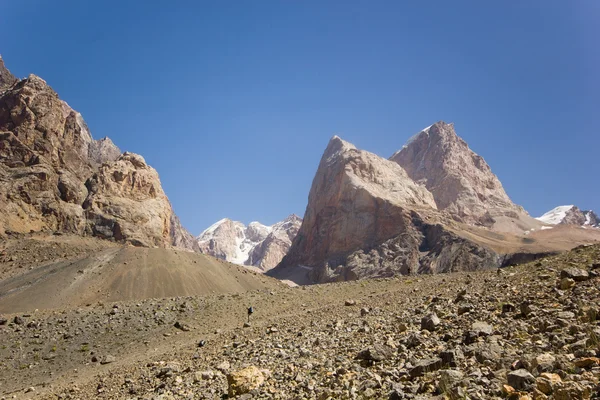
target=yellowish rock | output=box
[227,366,266,396]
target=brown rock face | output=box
[390,122,540,232]
[248,215,302,271]
[0,60,197,250]
[88,136,121,165]
[269,136,499,283]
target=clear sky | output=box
[1,1,598,234]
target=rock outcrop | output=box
[537,205,600,228]
[390,122,541,233]
[269,136,500,283]
[0,59,197,250]
[88,136,121,165]
[197,215,302,271]
[0,56,18,93]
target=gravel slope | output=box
[1,245,599,399]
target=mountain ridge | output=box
[269,125,600,284]
[197,214,301,271]
[537,205,600,228]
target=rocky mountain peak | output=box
[0,55,18,92]
[270,136,453,282]
[391,121,540,232]
[198,215,302,272]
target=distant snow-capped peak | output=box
[196,215,302,271]
[536,205,575,225]
[536,205,599,228]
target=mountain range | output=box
[196,215,302,271]
[268,122,600,283]
[1,56,598,284]
[536,205,600,228]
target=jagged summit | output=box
[391,121,541,232]
[197,214,302,271]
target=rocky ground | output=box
[1,245,600,399]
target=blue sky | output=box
[1,1,598,234]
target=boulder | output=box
[507,369,535,391]
[227,366,266,396]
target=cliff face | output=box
[0,61,197,250]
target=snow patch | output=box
[540,226,554,230]
[536,205,574,225]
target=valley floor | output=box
[1,245,599,399]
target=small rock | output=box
[457,303,474,315]
[507,369,535,391]
[410,357,443,378]
[227,366,265,396]
[100,355,116,365]
[553,381,592,400]
[560,268,589,282]
[471,321,493,336]
[439,369,464,384]
[13,316,24,325]
[559,278,575,290]
[194,370,214,382]
[356,344,393,362]
[173,321,190,331]
[502,303,516,313]
[536,373,561,395]
[216,360,231,372]
[345,300,356,306]
[557,311,575,320]
[440,349,461,367]
[421,313,440,332]
[533,353,556,372]
[573,357,600,368]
